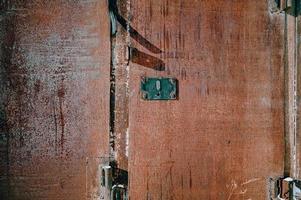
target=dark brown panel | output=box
[0,1,110,199]
[128,0,285,199]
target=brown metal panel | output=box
[111,0,130,171]
[128,0,285,199]
[0,1,110,199]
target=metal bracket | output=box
[275,0,292,11]
[111,184,128,200]
[141,77,178,100]
[101,162,128,200]
[274,0,299,15]
[270,177,301,199]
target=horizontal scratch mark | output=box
[241,178,261,186]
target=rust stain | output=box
[0,0,111,199]
[58,78,65,154]
[52,98,58,154]
[128,0,285,199]
[0,0,291,199]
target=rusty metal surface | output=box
[0,1,110,199]
[128,0,285,199]
[297,8,301,180]
[111,0,130,171]
[284,3,299,179]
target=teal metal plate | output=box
[141,77,178,100]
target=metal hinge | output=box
[276,0,293,11]
[270,177,301,199]
[274,0,300,15]
[101,162,128,200]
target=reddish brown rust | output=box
[0,1,110,199]
[112,0,130,171]
[0,0,294,199]
[130,47,165,71]
[128,0,285,199]
[298,10,301,180]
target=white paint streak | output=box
[226,178,261,200]
[241,178,261,186]
[125,0,131,93]
[260,97,271,108]
[125,128,129,157]
[124,0,131,161]
[227,181,238,200]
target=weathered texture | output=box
[285,4,298,178]
[128,0,285,199]
[110,0,130,171]
[0,1,110,199]
[297,6,301,179]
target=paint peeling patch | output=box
[268,0,282,14]
[125,128,129,158]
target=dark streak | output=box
[181,174,184,200]
[0,13,18,199]
[189,167,192,189]
[146,169,149,200]
[17,102,24,148]
[0,107,10,199]
[149,0,153,18]
[57,78,65,154]
[34,80,41,94]
[52,99,58,154]
[181,68,187,80]
[130,47,165,71]
[169,166,174,199]
[160,178,163,200]
[109,1,116,152]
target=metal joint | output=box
[101,162,128,200]
[270,177,301,199]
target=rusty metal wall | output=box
[0,1,110,199]
[297,4,301,180]
[0,0,293,199]
[128,0,285,199]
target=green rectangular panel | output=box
[140,77,178,100]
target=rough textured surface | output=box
[0,0,292,199]
[128,0,285,199]
[297,8,301,179]
[285,7,298,178]
[0,1,110,199]
[111,0,130,171]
